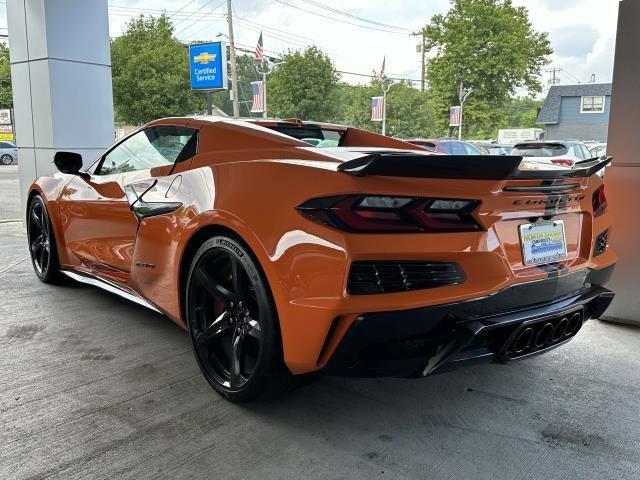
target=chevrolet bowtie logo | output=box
[193,52,216,65]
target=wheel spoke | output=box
[246,317,261,340]
[38,246,46,269]
[195,311,232,345]
[230,328,245,388]
[196,267,237,304]
[230,256,244,296]
[31,208,43,231]
[30,236,43,254]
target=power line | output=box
[173,0,224,28]
[108,5,223,21]
[233,18,309,48]
[165,0,200,20]
[296,0,413,32]
[233,15,312,42]
[561,69,583,84]
[272,0,412,35]
[174,0,227,36]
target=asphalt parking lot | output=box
[2,166,640,479]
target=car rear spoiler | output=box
[336,152,612,180]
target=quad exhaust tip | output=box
[505,310,583,359]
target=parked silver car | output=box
[0,141,17,165]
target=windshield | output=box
[267,125,344,147]
[487,146,512,155]
[512,144,568,157]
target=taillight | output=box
[592,184,607,217]
[551,158,574,167]
[297,195,482,233]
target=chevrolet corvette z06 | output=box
[27,117,616,402]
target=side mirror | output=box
[54,151,83,175]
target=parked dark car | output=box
[404,138,482,155]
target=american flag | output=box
[371,96,384,121]
[373,56,386,80]
[255,31,264,61]
[449,106,461,127]
[251,81,265,113]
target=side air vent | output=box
[594,229,608,257]
[347,261,465,295]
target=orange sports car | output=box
[27,117,616,402]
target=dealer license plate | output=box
[519,220,567,266]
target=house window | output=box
[581,96,605,113]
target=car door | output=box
[58,125,197,284]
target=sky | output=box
[1,0,621,96]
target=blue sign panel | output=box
[189,41,227,91]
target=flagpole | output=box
[382,84,389,136]
[458,82,473,140]
[262,72,267,118]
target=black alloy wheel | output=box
[186,236,288,402]
[27,195,62,283]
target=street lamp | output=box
[254,57,282,119]
[458,82,473,140]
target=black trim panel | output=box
[326,265,615,378]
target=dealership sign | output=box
[189,41,227,91]
[0,109,11,125]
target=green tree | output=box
[0,44,12,108]
[111,14,204,124]
[338,81,436,138]
[422,0,552,137]
[500,96,543,129]
[268,46,339,121]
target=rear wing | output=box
[337,152,612,180]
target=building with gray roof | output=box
[536,83,612,142]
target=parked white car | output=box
[589,143,607,158]
[511,141,594,167]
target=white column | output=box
[601,0,640,325]
[7,0,114,207]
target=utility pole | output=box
[206,92,213,115]
[382,81,391,136]
[458,81,473,141]
[226,0,240,117]
[546,67,562,86]
[420,35,426,93]
[412,31,427,92]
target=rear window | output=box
[512,144,568,157]
[267,125,344,147]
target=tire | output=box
[186,235,290,402]
[27,195,63,284]
[0,154,12,165]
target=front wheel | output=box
[1,154,13,165]
[186,235,289,402]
